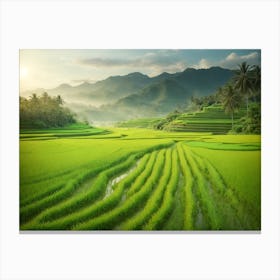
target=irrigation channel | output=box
[21,142,244,230]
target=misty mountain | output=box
[20,67,234,122]
[21,72,153,106]
[80,67,234,121]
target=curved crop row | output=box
[20,168,87,208]
[125,151,158,197]
[201,157,242,213]
[144,148,179,230]
[177,143,194,230]
[183,146,248,229]
[74,149,166,230]
[20,151,138,212]
[26,153,152,230]
[20,143,173,229]
[186,145,260,230]
[21,182,65,208]
[187,148,243,226]
[200,155,244,228]
[183,147,221,229]
[120,148,172,230]
[20,151,141,226]
[25,154,138,227]
[20,169,97,226]
[21,141,173,205]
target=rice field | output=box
[20,128,261,230]
[165,105,247,133]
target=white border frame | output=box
[1,1,280,280]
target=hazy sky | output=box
[20,49,261,91]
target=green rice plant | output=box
[161,171,185,230]
[188,146,260,229]
[189,148,243,229]
[73,150,166,230]
[186,145,259,229]
[20,150,143,226]
[20,136,173,187]
[20,127,108,139]
[185,141,260,151]
[144,148,179,230]
[177,143,194,230]
[25,153,151,230]
[20,169,94,226]
[21,182,65,208]
[20,165,106,210]
[20,142,173,229]
[186,145,249,204]
[125,152,158,197]
[117,118,163,128]
[33,154,138,224]
[20,125,260,231]
[120,148,172,230]
[203,160,226,194]
[20,168,86,208]
[207,173,243,229]
[183,147,221,230]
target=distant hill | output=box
[21,72,152,105]
[20,67,234,122]
[84,67,234,121]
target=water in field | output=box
[104,160,140,198]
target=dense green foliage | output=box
[221,84,242,129]
[20,92,76,128]
[233,62,257,116]
[232,103,261,134]
[20,127,260,230]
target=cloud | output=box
[221,51,260,69]
[79,58,128,67]
[192,58,211,69]
[79,55,180,68]
[191,52,260,70]
[78,51,189,76]
[78,50,261,78]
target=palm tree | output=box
[252,65,261,89]
[56,95,64,105]
[215,87,224,104]
[233,62,253,116]
[251,65,261,101]
[222,84,242,130]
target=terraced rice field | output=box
[20,128,261,230]
[165,105,247,133]
[117,118,163,128]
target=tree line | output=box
[20,93,76,128]
[220,62,260,133]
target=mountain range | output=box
[21,67,234,122]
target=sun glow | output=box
[20,67,28,79]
